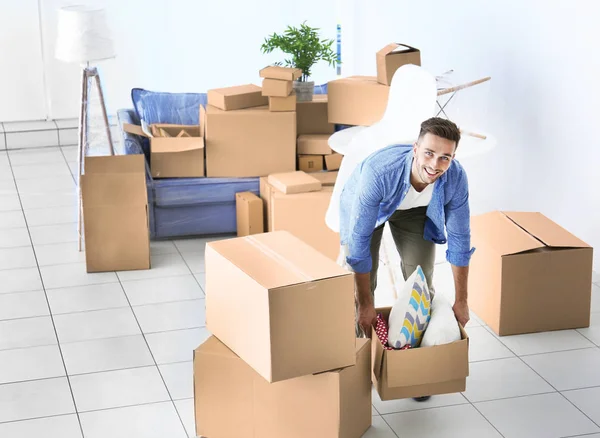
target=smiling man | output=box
[338,117,475,340]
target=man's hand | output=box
[452,299,470,327]
[357,303,377,337]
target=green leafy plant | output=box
[260,21,338,82]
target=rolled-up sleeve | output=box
[345,164,384,274]
[445,169,475,266]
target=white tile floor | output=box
[1,146,600,437]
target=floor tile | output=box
[133,299,206,333]
[363,416,398,438]
[0,226,30,248]
[174,398,195,438]
[6,130,60,149]
[181,251,205,273]
[0,316,57,350]
[30,223,77,245]
[56,119,79,129]
[35,241,86,266]
[61,144,78,160]
[0,210,25,229]
[61,335,154,375]
[0,246,36,269]
[592,283,600,312]
[0,414,82,438]
[0,290,49,320]
[54,308,141,344]
[159,361,194,400]
[79,402,187,438]
[0,178,17,194]
[15,175,75,193]
[122,275,204,306]
[150,240,179,255]
[11,162,70,180]
[522,347,600,391]
[0,193,22,211]
[21,191,76,210]
[0,344,65,384]
[46,282,128,314]
[498,329,595,356]
[146,327,211,364]
[173,237,212,253]
[578,312,600,346]
[383,404,502,438]
[0,377,75,423]
[372,386,468,415]
[593,270,600,284]
[3,120,57,132]
[0,267,43,294]
[70,366,170,412]
[467,326,515,362]
[563,386,600,426]
[8,147,65,166]
[40,262,118,289]
[116,253,191,282]
[475,392,600,438]
[58,128,78,146]
[463,357,555,402]
[194,272,205,291]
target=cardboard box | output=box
[235,191,263,237]
[205,105,296,177]
[260,65,302,81]
[311,170,338,186]
[298,154,324,172]
[297,134,333,155]
[205,230,355,383]
[267,171,321,194]
[194,336,372,438]
[469,211,593,336]
[269,92,297,112]
[81,155,150,273]
[297,94,335,135]
[325,153,344,171]
[327,76,389,126]
[376,43,421,85]
[372,307,469,401]
[262,78,292,97]
[207,84,268,111]
[259,176,273,232]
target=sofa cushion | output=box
[131,88,208,125]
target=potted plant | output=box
[260,21,338,102]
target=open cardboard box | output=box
[372,307,469,401]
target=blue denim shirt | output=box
[339,144,475,274]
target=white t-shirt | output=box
[397,183,434,210]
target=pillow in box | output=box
[387,265,432,349]
[420,294,461,347]
[131,88,208,125]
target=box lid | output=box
[259,65,302,81]
[206,230,350,290]
[376,43,418,58]
[503,211,590,249]
[209,84,262,97]
[267,171,322,194]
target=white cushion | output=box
[420,294,462,347]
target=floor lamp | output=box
[55,5,116,251]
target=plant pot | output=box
[293,80,314,102]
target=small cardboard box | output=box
[325,153,344,171]
[269,92,296,112]
[205,105,296,177]
[267,171,322,194]
[235,191,263,237]
[297,134,333,155]
[298,154,324,172]
[81,155,150,273]
[372,307,469,401]
[260,65,302,81]
[262,78,292,97]
[194,336,372,438]
[376,43,421,85]
[297,94,335,135]
[327,76,389,126]
[469,211,593,336]
[207,84,268,111]
[205,230,355,383]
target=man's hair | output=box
[418,117,461,148]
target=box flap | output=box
[199,105,206,137]
[376,43,417,57]
[122,123,148,137]
[502,211,591,248]
[267,171,322,194]
[471,211,544,256]
[259,65,302,81]
[209,84,261,97]
[194,335,238,359]
[84,155,145,175]
[206,230,350,290]
[152,138,204,153]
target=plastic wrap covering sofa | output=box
[117,84,332,239]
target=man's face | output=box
[412,133,456,185]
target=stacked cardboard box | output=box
[260,66,302,112]
[297,134,343,172]
[194,230,373,437]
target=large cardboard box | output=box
[235,191,263,237]
[297,94,335,135]
[372,307,469,401]
[469,211,593,336]
[81,155,150,273]
[298,154,324,172]
[205,231,355,383]
[327,76,389,126]
[297,134,333,155]
[376,43,421,85]
[194,336,372,438]
[207,84,267,111]
[205,105,296,177]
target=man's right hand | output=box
[357,303,377,337]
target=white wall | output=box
[346,0,600,271]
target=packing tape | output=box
[246,235,314,283]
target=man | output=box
[338,117,474,339]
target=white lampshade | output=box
[55,5,115,64]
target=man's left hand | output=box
[452,299,470,327]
